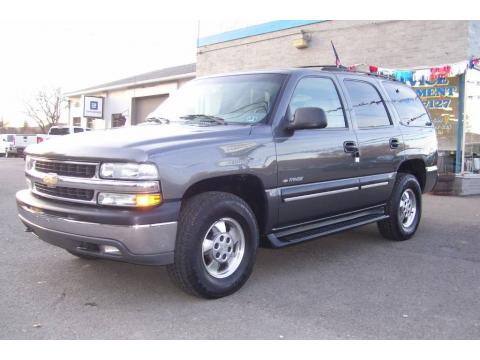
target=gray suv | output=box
[16,67,438,298]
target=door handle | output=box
[343,141,358,153]
[389,138,400,149]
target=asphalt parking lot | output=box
[1,157,479,339]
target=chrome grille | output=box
[35,160,96,178]
[35,182,95,201]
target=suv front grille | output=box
[35,160,96,178]
[35,182,95,201]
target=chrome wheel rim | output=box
[202,217,245,279]
[398,189,417,229]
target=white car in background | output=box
[13,134,37,157]
[1,134,16,157]
[47,126,92,139]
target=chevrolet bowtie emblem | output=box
[42,173,59,188]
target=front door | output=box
[275,76,360,227]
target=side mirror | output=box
[288,107,328,130]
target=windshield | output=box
[148,74,286,125]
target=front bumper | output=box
[16,189,178,265]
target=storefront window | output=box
[408,76,460,174]
[463,69,480,175]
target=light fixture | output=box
[293,30,311,49]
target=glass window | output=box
[73,128,84,133]
[149,74,286,125]
[383,82,431,127]
[344,80,391,128]
[289,77,346,128]
[49,128,70,135]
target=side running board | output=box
[266,206,388,248]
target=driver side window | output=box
[289,77,347,128]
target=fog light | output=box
[101,245,121,255]
[97,192,162,207]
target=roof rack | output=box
[297,65,398,81]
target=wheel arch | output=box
[182,174,269,234]
[396,158,427,192]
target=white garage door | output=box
[132,94,169,125]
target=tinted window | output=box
[344,80,391,128]
[383,82,431,126]
[74,128,84,133]
[289,77,346,128]
[49,128,70,135]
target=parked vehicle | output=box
[47,125,91,139]
[13,134,37,157]
[17,67,438,298]
[1,134,16,157]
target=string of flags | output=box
[345,57,480,83]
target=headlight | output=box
[97,192,162,207]
[25,156,35,171]
[99,163,158,180]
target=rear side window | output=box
[49,128,70,135]
[289,77,347,128]
[383,82,431,127]
[74,128,84,133]
[344,80,392,128]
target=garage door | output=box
[132,94,169,125]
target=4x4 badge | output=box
[42,173,59,188]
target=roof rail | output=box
[297,65,398,81]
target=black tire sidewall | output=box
[177,193,259,297]
[392,175,422,238]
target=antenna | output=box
[331,41,342,68]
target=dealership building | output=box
[65,63,195,129]
[66,20,480,194]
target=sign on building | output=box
[83,96,104,118]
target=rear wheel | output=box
[377,173,422,241]
[167,191,259,299]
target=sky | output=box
[0,19,198,127]
[0,0,471,128]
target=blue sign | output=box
[90,101,98,110]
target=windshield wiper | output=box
[180,114,226,125]
[143,116,170,125]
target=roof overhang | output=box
[65,72,196,97]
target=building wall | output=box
[67,76,194,129]
[197,20,473,76]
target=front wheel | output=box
[167,191,259,299]
[377,173,422,241]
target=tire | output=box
[377,173,422,241]
[66,250,98,260]
[167,191,259,299]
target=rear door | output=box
[338,76,404,206]
[275,75,361,227]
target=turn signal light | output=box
[97,192,162,207]
[135,194,162,207]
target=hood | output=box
[26,123,252,162]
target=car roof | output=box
[197,66,399,83]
